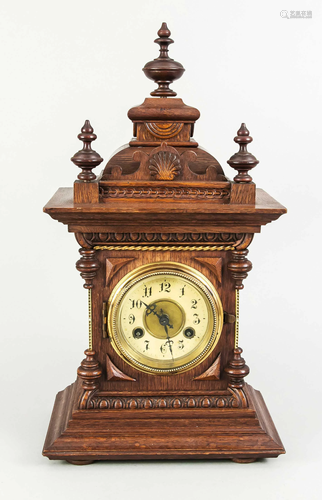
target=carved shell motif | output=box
[149,150,181,180]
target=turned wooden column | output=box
[224,348,249,389]
[76,248,100,289]
[228,249,252,290]
[226,242,251,398]
[77,350,102,409]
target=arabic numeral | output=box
[128,314,135,325]
[129,299,142,309]
[143,285,152,297]
[143,340,150,352]
[193,313,200,325]
[191,299,198,309]
[160,282,171,293]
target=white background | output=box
[1,0,321,498]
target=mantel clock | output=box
[43,23,286,464]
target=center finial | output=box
[142,23,185,97]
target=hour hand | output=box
[141,301,161,318]
[142,302,174,330]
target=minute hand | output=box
[164,324,174,360]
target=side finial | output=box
[143,23,185,97]
[71,120,103,182]
[227,123,259,183]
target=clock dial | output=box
[108,262,223,374]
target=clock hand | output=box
[142,301,174,329]
[141,301,162,320]
[159,307,173,330]
[159,308,174,360]
[164,324,174,361]
[141,301,174,356]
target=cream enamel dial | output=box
[108,262,223,374]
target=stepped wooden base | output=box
[43,380,285,463]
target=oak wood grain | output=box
[43,23,286,464]
[43,382,285,462]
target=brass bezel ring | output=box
[107,262,223,375]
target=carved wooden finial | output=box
[71,120,103,182]
[227,123,259,183]
[224,348,250,389]
[143,22,185,97]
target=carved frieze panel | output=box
[88,391,243,410]
[99,185,230,200]
[80,232,245,247]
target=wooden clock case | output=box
[43,24,286,464]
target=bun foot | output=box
[66,459,94,465]
[231,458,257,463]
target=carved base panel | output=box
[89,391,239,410]
[43,381,285,462]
